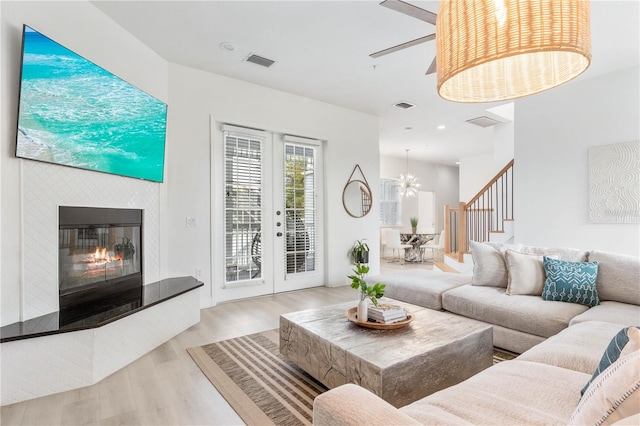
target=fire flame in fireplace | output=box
[95,247,108,261]
[92,247,122,263]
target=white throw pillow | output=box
[505,250,558,296]
[569,349,640,425]
[470,241,508,288]
[569,328,640,426]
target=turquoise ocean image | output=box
[16,26,167,182]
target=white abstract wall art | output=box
[589,141,640,223]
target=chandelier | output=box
[399,149,420,197]
[436,0,591,103]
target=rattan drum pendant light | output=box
[436,0,591,103]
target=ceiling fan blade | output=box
[425,56,437,75]
[370,33,435,58]
[380,0,437,25]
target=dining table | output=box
[400,233,438,263]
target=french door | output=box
[216,124,324,301]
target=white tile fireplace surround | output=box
[21,161,161,321]
[0,161,178,405]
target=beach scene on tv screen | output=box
[16,26,167,182]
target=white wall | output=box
[514,66,640,255]
[165,63,380,304]
[1,1,168,325]
[380,155,459,233]
[494,121,514,168]
[459,153,494,202]
[459,120,514,202]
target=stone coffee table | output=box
[280,298,493,408]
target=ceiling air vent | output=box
[466,116,502,127]
[394,101,415,110]
[244,53,276,68]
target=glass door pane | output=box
[224,133,263,283]
[284,143,316,275]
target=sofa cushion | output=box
[365,270,471,310]
[470,241,509,288]
[569,347,640,426]
[542,257,600,307]
[505,250,557,296]
[313,384,421,426]
[518,321,626,374]
[401,360,590,425]
[443,285,589,338]
[581,326,640,395]
[588,250,640,305]
[518,245,589,262]
[487,242,589,262]
[570,301,640,327]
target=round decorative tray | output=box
[345,307,413,330]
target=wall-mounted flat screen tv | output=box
[15,25,167,182]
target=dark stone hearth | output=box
[0,277,203,343]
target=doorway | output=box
[418,191,436,233]
[213,123,324,302]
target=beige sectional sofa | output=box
[366,242,640,353]
[314,321,638,425]
[314,244,640,424]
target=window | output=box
[380,178,401,226]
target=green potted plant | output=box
[348,263,385,323]
[351,239,370,264]
[410,217,419,234]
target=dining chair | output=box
[385,229,411,263]
[380,228,388,258]
[421,230,445,262]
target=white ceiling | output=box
[92,0,639,165]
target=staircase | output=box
[439,160,514,273]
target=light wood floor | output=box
[1,257,430,426]
[1,285,358,426]
[380,256,434,273]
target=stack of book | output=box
[368,303,408,324]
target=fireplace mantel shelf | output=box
[1,276,203,343]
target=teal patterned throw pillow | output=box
[541,257,600,307]
[580,326,638,396]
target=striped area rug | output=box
[493,348,518,364]
[188,329,518,426]
[187,329,326,426]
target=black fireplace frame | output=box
[58,206,143,325]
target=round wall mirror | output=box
[343,179,372,218]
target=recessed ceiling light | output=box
[437,124,446,130]
[455,161,460,165]
[219,42,236,51]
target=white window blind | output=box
[284,142,316,274]
[224,130,263,283]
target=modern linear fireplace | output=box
[58,206,143,325]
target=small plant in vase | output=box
[351,239,370,264]
[410,217,419,234]
[348,263,385,323]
